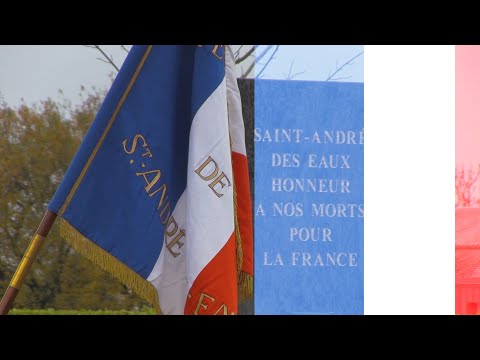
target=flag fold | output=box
[49,45,253,314]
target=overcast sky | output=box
[0,45,128,107]
[0,45,364,108]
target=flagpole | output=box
[0,210,57,315]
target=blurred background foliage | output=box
[0,86,151,310]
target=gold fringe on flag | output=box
[238,270,253,302]
[232,169,253,303]
[232,182,243,273]
[226,63,253,305]
[59,218,162,314]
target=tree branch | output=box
[235,46,256,64]
[83,45,120,72]
[234,45,244,59]
[242,45,273,78]
[326,50,364,82]
[283,59,306,80]
[242,62,255,78]
[256,45,280,79]
[456,165,480,207]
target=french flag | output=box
[148,46,253,314]
[48,45,253,314]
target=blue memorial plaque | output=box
[254,80,364,314]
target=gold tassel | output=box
[238,271,253,302]
[231,157,251,304]
[229,132,253,305]
[59,218,162,314]
[231,156,254,303]
[232,178,243,274]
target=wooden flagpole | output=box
[0,210,57,315]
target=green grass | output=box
[9,307,156,315]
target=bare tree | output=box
[84,45,280,79]
[83,45,123,71]
[283,59,305,80]
[325,50,364,82]
[86,45,367,85]
[456,165,480,207]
